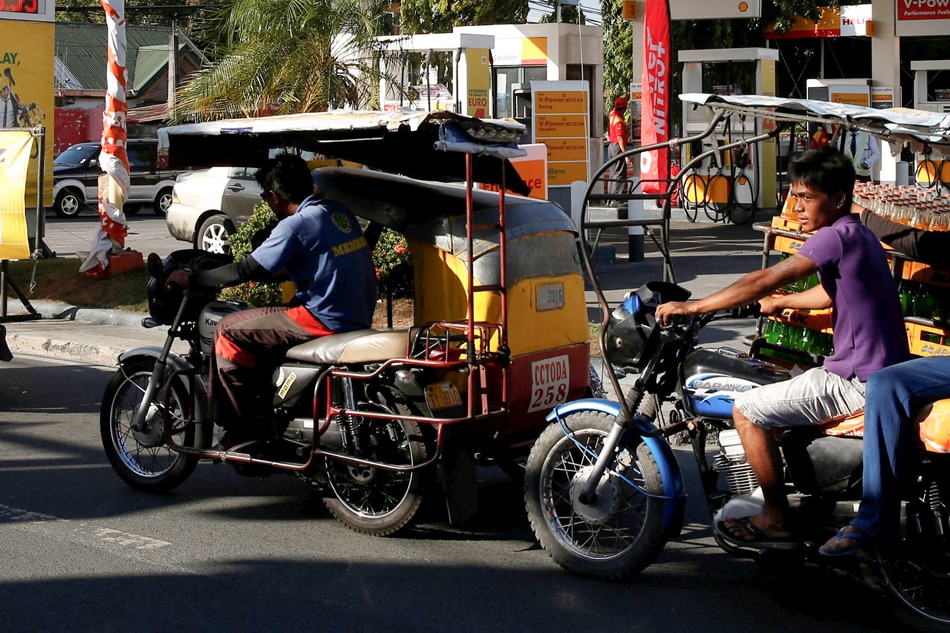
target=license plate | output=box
[426,382,462,410]
[536,282,565,311]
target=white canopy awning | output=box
[680,93,950,153]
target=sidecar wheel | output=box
[525,411,668,579]
[323,407,428,536]
[100,358,198,492]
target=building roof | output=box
[55,22,203,93]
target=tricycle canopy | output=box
[157,109,532,195]
[680,93,950,153]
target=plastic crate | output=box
[906,321,950,357]
[899,260,950,288]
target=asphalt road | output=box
[0,352,905,633]
[39,206,183,261]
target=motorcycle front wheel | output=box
[323,403,428,536]
[100,358,198,492]
[524,411,668,579]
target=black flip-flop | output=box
[715,518,800,551]
[819,526,871,557]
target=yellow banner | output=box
[0,130,34,260]
[1,19,55,208]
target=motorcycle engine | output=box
[714,429,759,496]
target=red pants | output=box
[212,305,333,428]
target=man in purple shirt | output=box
[656,146,908,545]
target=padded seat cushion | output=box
[285,329,413,364]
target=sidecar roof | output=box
[157,109,531,195]
[312,166,576,252]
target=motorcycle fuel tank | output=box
[197,301,243,354]
[683,349,791,419]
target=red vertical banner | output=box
[640,0,671,194]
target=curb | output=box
[26,300,150,328]
[5,301,167,367]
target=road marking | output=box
[0,503,172,551]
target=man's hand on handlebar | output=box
[166,269,190,290]
[655,301,697,326]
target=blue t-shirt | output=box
[798,214,909,381]
[252,195,377,331]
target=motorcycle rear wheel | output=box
[878,471,950,631]
[323,403,428,536]
[524,411,668,579]
[100,359,198,492]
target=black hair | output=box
[255,153,314,204]
[787,145,855,207]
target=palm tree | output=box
[172,0,392,121]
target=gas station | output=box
[378,21,604,212]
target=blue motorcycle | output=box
[523,281,950,630]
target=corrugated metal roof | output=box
[54,56,83,91]
[55,22,184,93]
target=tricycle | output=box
[100,110,595,534]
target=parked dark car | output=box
[51,139,183,218]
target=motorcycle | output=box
[523,281,950,630]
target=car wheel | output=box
[196,215,233,254]
[123,203,142,216]
[153,188,173,216]
[54,189,84,218]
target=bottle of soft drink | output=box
[915,284,936,319]
[898,280,915,317]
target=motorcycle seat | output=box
[285,328,414,365]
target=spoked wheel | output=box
[878,471,950,631]
[100,358,198,492]
[323,403,428,536]
[728,174,756,225]
[524,411,668,579]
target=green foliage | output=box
[172,0,392,121]
[537,1,586,24]
[217,202,284,307]
[400,0,528,34]
[373,228,413,299]
[601,0,632,109]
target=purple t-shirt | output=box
[798,214,909,381]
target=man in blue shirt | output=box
[169,154,377,445]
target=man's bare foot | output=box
[722,514,793,542]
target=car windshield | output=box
[54,145,99,167]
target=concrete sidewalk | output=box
[4,214,770,368]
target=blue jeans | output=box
[852,356,950,539]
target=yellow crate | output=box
[900,260,950,288]
[773,234,806,255]
[770,216,801,232]
[906,321,950,357]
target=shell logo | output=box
[738,1,749,12]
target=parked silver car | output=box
[165,166,262,254]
